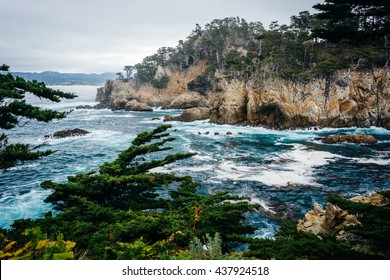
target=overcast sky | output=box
[1,0,320,73]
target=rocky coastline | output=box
[93,64,390,130]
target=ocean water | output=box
[1,85,389,238]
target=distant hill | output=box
[11,71,117,85]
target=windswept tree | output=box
[0,64,76,170]
[123,65,134,80]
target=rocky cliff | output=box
[95,61,209,110]
[210,68,390,129]
[96,64,390,129]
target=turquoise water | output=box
[1,85,389,238]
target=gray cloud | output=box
[0,0,320,73]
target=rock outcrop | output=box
[318,133,378,144]
[297,191,389,236]
[164,107,210,122]
[44,128,90,139]
[297,202,360,235]
[95,63,390,129]
[168,92,207,109]
[211,68,390,129]
[124,100,153,112]
[96,61,210,110]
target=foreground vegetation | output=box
[1,125,389,260]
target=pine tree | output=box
[0,64,76,169]
[313,0,390,43]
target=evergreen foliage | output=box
[0,64,76,170]
[245,220,374,260]
[327,193,390,258]
[313,0,390,43]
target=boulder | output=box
[109,98,128,110]
[124,100,153,112]
[164,107,210,122]
[45,128,90,139]
[168,92,207,109]
[177,107,210,122]
[163,115,175,122]
[350,192,389,206]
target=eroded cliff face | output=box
[210,68,390,129]
[96,61,209,110]
[96,65,390,129]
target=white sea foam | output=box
[249,195,276,214]
[193,153,215,161]
[214,144,341,187]
[152,163,215,174]
[152,142,343,187]
[351,157,390,166]
[0,189,52,228]
[253,223,279,239]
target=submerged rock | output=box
[76,105,94,109]
[44,128,90,139]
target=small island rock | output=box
[319,133,377,144]
[45,128,90,139]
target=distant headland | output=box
[11,71,117,85]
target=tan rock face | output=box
[124,100,152,112]
[297,202,361,235]
[298,191,388,235]
[216,80,248,124]
[168,92,207,109]
[96,61,209,109]
[212,68,390,129]
[166,107,210,122]
[297,203,326,235]
[350,192,389,206]
[96,66,390,129]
